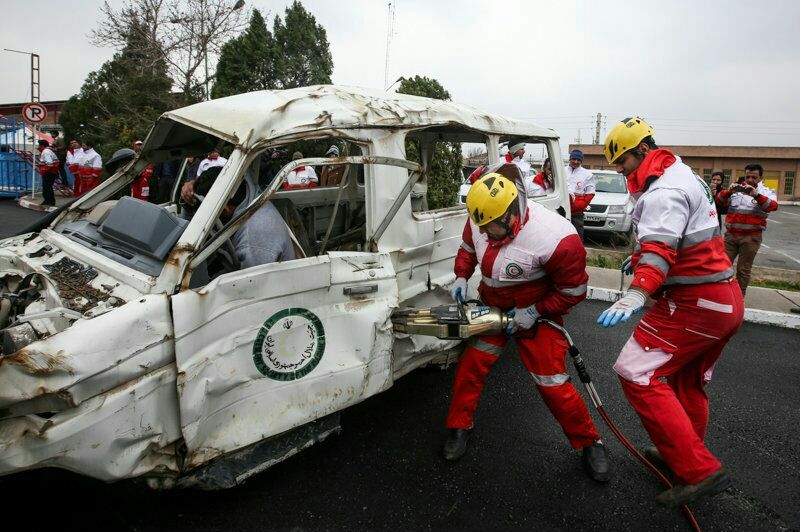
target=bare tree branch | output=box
[91,0,248,100]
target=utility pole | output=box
[4,48,40,198]
[384,1,396,90]
[594,112,603,144]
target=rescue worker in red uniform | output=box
[598,117,744,507]
[66,140,83,197]
[444,172,610,482]
[77,140,103,196]
[37,139,60,207]
[131,140,152,202]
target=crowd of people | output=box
[448,117,779,509]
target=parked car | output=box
[583,169,634,241]
[0,85,569,489]
[457,175,471,205]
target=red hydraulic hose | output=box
[536,319,701,532]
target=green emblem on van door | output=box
[253,308,326,381]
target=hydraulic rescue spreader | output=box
[391,299,702,532]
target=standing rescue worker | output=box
[36,140,60,207]
[282,151,319,189]
[564,149,595,240]
[77,141,103,196]
[715,163,778,295]
[504,139,540,198]
[444,172,610,482]
[598,117,743,507]
[131,140,153,202]
[66,140,83,197]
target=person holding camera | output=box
[715,163,778,296]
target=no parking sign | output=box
[22,102,47,123]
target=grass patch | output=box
[750,279,800,292]
[586,255,624,270]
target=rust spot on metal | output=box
[166,243,196,268]
[43,257,125,312]
[0,348,74,376]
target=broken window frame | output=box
[184,154,423,286]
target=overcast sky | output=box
[2,0,799,147]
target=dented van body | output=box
[0,85,567,488]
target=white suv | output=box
[583,169,633,240]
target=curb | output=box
[587,286,800,330]
[17,196,59,213]
[778,200,800,206]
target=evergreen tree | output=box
[398,76,463,210]
[212,9,279,98]
[213,1,333,96]
[273,1,333,88]
[60,21,176,158]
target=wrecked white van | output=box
[0,85,569,488]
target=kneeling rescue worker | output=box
[598,117,744,506]
[444,172,610,482]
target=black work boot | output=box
[581,441,611,482]
[443,428,470,461]
[656,468,731,507]
[644,446,673,479]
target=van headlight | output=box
[608,205,626,214]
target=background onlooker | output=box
[715,163,779,295]
[282,151,318,189]
[319,145,346,187]
[36,139,60,207]
[564,149,595,241]
[709,170,726,228]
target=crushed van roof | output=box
[161,85,556,147]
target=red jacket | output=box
[131,165,153,201]
[455,200,588,316]
[628,150,733,294]
[715,184,778,235]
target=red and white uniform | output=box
[447,199,601,449]
[529,171,553,196]
[77,148,103,196]
[196,155,227,178]
[132,164,153,201]
[565,165,595,215]
[715,182,778,235]
[66,148,83,196]
[613,149,744,485]
[503,153,538,197]
[37,147,59,175]
[282,165,319,189]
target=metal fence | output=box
[0,117,37,198]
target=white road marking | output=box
[761,243,771,248]
[776,210,800,218]
[769,219,783,224]
[771,249,800,266]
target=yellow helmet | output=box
[604,117,655,163]
[466,173,519,226]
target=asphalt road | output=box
[1,196,797,531]
[2,300,797,532]
[588,204,800,272]
[0,197,46,238]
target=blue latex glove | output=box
[505,304,540,335]
[621,255,633,275]
[451,277,468,302]
[597,290,646,328]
